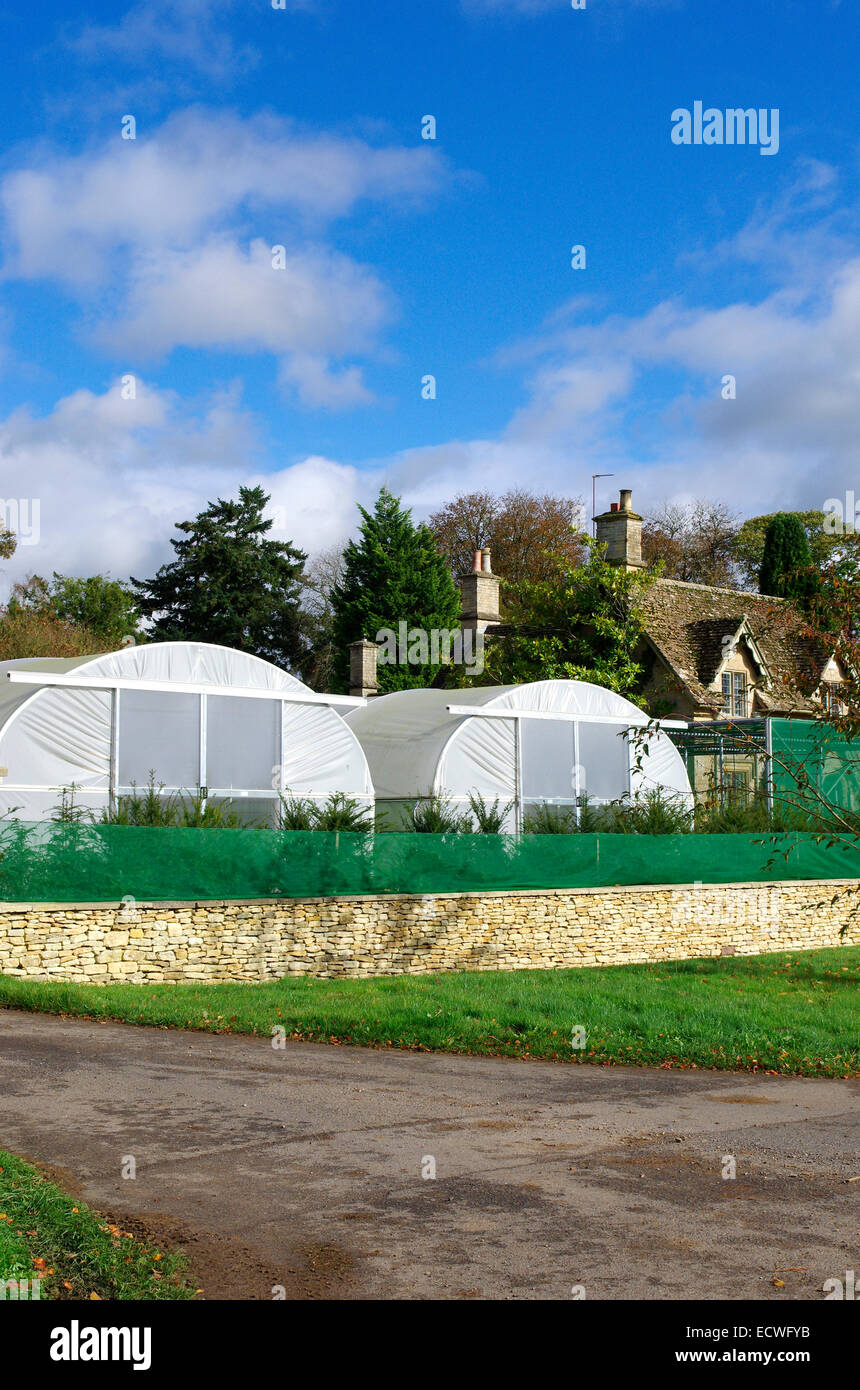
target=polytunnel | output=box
[0,642,372,824]
[346,679,692,831]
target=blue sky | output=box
[0,0,857,585]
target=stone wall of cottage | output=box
[0,880,857,983]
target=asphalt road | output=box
[1,1008,857,1300]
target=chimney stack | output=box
[459,547,500,636]
[349,638,379,699]
[594,489,645,570]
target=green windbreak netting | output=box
[769,719,860,818]
[1,822,859,902]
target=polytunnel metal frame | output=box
[444,702,688,832]
[4,669,367,818]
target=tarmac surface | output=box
[1,1007,857,1300]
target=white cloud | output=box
[67,0,269,80]
[0,110,443,401]
[5,162,860,597]
[1,109,443,286]
[0,379,366,589]
[96,238,391,368]
[278,354,378,410]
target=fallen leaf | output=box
[89,1291,102,1300]
[772,1278,786,1288]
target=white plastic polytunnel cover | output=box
[0,642,373,824]
[346,679,692,831]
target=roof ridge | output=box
[653,578,787,602]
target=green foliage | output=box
[330,487,461,693]
[693,793,815,835]
[276,792,374,832]
[734,511,836,590]
[50,785,93,824]
[522,803,577,834]
[606,789,694,835]
[99,776,249,828]
[481,537,657,698]
[759,513,817,599]
[277,793,316,831]
[131,485,306,670]
[411,794,470,833]
[522,793,692,835]
[8,573,143,648]
[312,793,375,832]
[467,791,513,833]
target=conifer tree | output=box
[131,486,306,670]
[331,487,461,692]
[759,513,817,599]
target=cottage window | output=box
[822,683,846,716]
[721,672,747,717]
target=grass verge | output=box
[1,947,858,1077]
[0,1150,195,1299]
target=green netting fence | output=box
[769,719,860,818]
[2,822,860,903]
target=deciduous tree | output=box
[429,488,587,585]
[8,573,143,648]
[641,500,740,588]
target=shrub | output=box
[522,803,577,834]
[277,791,374,832]
[101,775,249,828]
[312,793,375,832]
[103,774,177,826]
[467,792,513,834]
[607,789,694,835]
[276,794,316,831]
[694,792,818,835]
[412,794,470,834]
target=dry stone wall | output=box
[0,880,857,984]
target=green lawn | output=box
[1,947,858,1077]
[0,1150,195,1299]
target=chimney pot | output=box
[472,550,482,574]
[481,548,492,574]
[610,502,619,512]
[620,488,633,513]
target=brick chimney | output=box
[459,547,500,636]
[594,488,645,570]
[348,638,379,698]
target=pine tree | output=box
[131,486,306,670]
[759,513,817,599]
[331,487,462,692]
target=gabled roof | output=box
[637,579,833,714]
